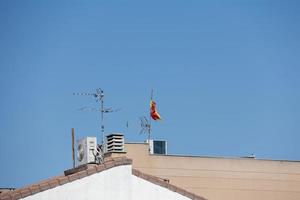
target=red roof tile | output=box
[132,169,207,200]
[0,157,206,200]
[0,157,131,200]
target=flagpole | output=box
[149,89,153,143]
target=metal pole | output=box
[101,97,104,145]
[100,89,105,153]
[71,128,75,168]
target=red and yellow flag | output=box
[150,100,161,120]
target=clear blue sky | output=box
[0,0,300,188]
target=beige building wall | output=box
[110,143,300,200]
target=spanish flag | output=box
[150,100,161,120]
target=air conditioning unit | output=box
[149,140,167,155]
[76,137,97,166]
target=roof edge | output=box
[132,168,207,200]
[0,157,132,200]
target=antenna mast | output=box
[99,89,105,144]
[73,88,119,145]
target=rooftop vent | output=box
[106,133,125,153]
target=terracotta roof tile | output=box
[28,185,39,195]
[86,165,97,175]
[57,176,69,185]
[48,179,59,189]
[67,173,80,182]
[0,157,206,200]
[132,168,207,200]
[77,170,88,179]
[11,192,21,200]
[19,189,31,198]
[38,182,50,192]
[104,160,115,169]
[0,157,132,200]
[0,195,10,200]
[95,164,106,172]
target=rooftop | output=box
[0,156,206,200]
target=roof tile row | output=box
[0,157,132,200]
[1,156,206,200]
[132,169,207,200]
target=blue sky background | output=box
[0,0,300,188]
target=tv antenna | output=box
[73,88,121,145]
[139,116,151,140]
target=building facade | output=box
[109,142,300,200]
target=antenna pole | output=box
[100,90,104,145]
[71,128,75,168]
[73,88,120,156]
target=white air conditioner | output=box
[76,137,97,166]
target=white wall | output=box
[22,165,190,200]
[132,174,190,200]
